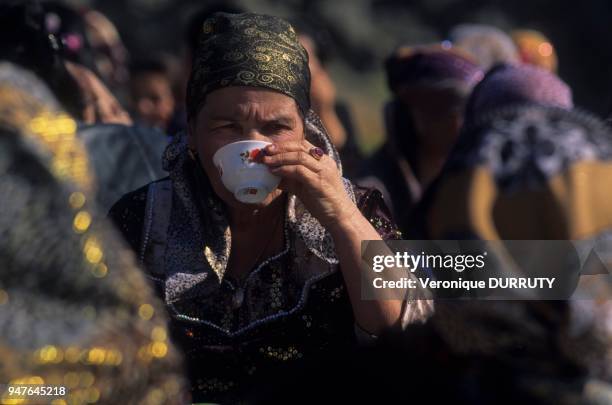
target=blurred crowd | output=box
[0,1,610,404]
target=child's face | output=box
[131,73,175,130]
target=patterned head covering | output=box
[465,64,573,126]
[421,104,611,241]
[384,45,483,93]
[0,63,187,403]
[186,12,310,120]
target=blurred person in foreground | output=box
[0,62,188,404]
[275,63,612,405]
[1,1,169,212]
[129,58,176,132]
[449,23,520,70]
[511,29,558,73]
[403,63,612,403]
[110,12,431,403]
[297,25,364,179]
[358,45,483,235]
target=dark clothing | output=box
[335,101,364,180]
[109,178,399,403]
[356,100,423,236]
[357,145,420,236]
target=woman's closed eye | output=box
[262,122,293,135]
[210,122,240,132]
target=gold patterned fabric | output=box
[186,12,310,119]
[0,67,92,194]
[0,63,187,404]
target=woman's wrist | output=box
[326,200,362,239]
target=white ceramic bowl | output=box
[212,140,281,204]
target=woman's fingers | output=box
[269,163,321,194]
[269,163,315,179]
[264,139,331,175]
[265,139,315,155]
[262,150,322,173]
[264,139,340,199]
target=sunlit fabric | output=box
[186,12,311,119]
[0,62,187,404]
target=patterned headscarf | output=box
[384,45,483,93]
[186,12,310,120]
[465,64,573,126]
[421,104,611,241]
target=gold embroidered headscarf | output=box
[186,12,311,119]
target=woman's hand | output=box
[65,61,132,125]
[264,139,413,334]
[262,140,358,232]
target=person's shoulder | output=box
[352,183,388,219]
[108,177,170,252]
[353,183,384,207]
[109,177,172,216]
[349,181,402,240]
[109,182,151,215]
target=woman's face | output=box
[189,86,304,209]
[398,85,465,153]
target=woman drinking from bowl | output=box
[109,12,431,403]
